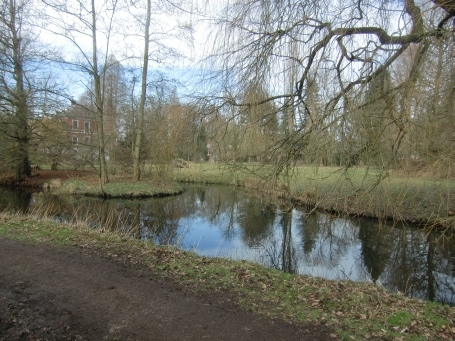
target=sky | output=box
[32,0,221,100]
[30,0,437,105]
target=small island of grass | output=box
[56,177,184,198]
[0,169,184,199]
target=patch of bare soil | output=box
[0,170,96,189]
[0,238,336,341]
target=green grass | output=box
[58,178,184,198]
[388,310,414,326]
[1,212,454,340]
[172,162,257,185]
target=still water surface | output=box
[1,185,454,305]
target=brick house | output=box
[61,102,119,163]
[59,105,100,170]
[62,105,98,146]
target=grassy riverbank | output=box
[172,163,455,229]
[0,169,184,199]
[0,213,453,340]
[2,164,453,228]
[57,178,184,198]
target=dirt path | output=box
[0,238,335,341]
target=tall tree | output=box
[238,83,278,162]
[0,0,32,180]
[128,0,190,180]
[132,0,151,181]
[91,0,111,185]
[41,0,121,186]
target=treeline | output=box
[1,0,455,185]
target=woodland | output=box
[1,0,454,216]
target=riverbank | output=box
[172,163,455,230]
[1,165,454,229]
[0,213,454,340]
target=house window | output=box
[72,120,78,130]
[72,136,78,145]
[84,121,90,133]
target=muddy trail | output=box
[0,238,335,341]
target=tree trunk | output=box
[10,0,31,181]
[133,0,151,182]
[91,0,109,186]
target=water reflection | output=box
[2,185,454,305]
[0,188,32,213]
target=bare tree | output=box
[128,0,191,181]
[40,0,123,187]
[0,0,59,180]
[132,0,151,181]
[0,0,33,181]
[91,0,111,185]
[205,0,455,173]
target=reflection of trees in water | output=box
[29,193,118,227]
[237,197,275,247]
[30,193,64,215]
[300,212,320,255]
[206,187,239,240]
[197,187,205,204]
[426,233,435,302]
[279,212,297,273]
[358,221,393,282]
[138,198,182,245]
[415,232,454,304]
[296,213,357,275]
[253,211,297,274]
[5,187,455,305]
[1,190,32,213]
[177,186,243,240]
[361,224,455,305]
[379,228,415,293]
[130,203,140,239]
[28,194,180,243]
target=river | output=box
[1,185,454,305]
